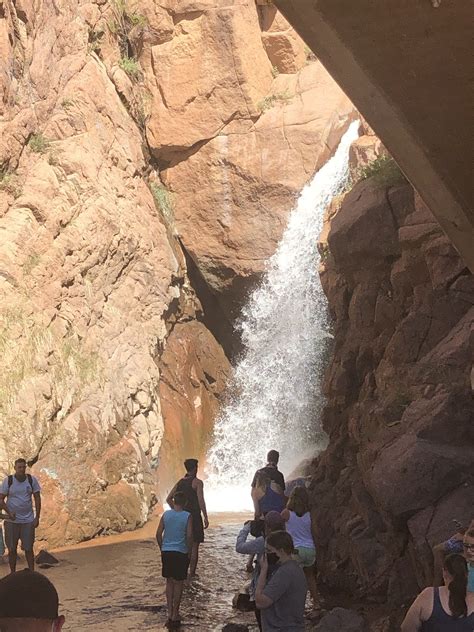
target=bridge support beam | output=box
[274,0,474,271]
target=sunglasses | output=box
[463,543,474,552]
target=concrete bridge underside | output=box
[274,0,474,271]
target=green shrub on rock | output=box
[28,133,50,154]
[150,183,174,226]
[357,155,406,187]
[119,56,141,80]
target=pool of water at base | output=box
[31,520,261,631]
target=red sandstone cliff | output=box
[0,0,353,546]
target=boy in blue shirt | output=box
[156,491,193,629]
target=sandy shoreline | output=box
[49,510,252,555]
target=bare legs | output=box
[172,580,184,620]
[166,578,184,625]
[7,549,17,574]
[189,542,200,578]
[304,565,319,608]
[25,549,35,571]
[7,548,34,573]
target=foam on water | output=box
[205,122,359,512]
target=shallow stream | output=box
[35,517,261,631]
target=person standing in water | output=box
[166,458,209,578]
[251,450,286,519]
[156,491,193,629]
[281,485,318,608]
[248,450,286,574]
[0,458,41,573]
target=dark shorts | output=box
[4,521,35,551]
[191,513,204,544]
[161,551,190,581]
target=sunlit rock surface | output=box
[0,0,351,545]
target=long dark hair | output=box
[286,486,310,517]
[444,553,468,617]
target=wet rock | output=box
[232,590,254,612]
[157,321,231,494]
[314,608,365,632]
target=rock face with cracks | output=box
[0,0,353,546]
[314,146,474,625]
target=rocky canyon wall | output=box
[313,132,473,627]
[0,0,353,546]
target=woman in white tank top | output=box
[281,485,318,608]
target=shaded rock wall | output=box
[0,0,353,545]
[313,155,473,623]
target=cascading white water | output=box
[205,121,359,512]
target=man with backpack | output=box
[0,458,42,572]
[251,450,286,518]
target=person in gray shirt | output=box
[255,530,307,631]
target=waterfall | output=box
[205,121,359,512]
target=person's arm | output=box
[281,508,290,521]
[32,477,42,527]
[186,515,193,555]
[0,494,8,516]
[256,558,292,610]
[251,486,263,519]
[195,479,209,529]
[236,523,264,555]
[279,471,286,493]
[0,483,14,520]
[401,589,430,632]
[33,492,41,527]
[165,484,177,508]
[255,553,273,609]
[155,516,165,549]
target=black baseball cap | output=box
[0,570,59,618]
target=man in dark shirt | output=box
[166,458,209,578]
[251,450,286,519]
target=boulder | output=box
[35,550,59,565]
[146,1,273,160]
[315,608,365,632]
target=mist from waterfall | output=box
[205,121,359,512]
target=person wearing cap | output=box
[166,458,209,578]
[236,511,286,631]
[0,458,41,572]
[0,569,65,631]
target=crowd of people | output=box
[0,454,472,631]
[154,450,474,631]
